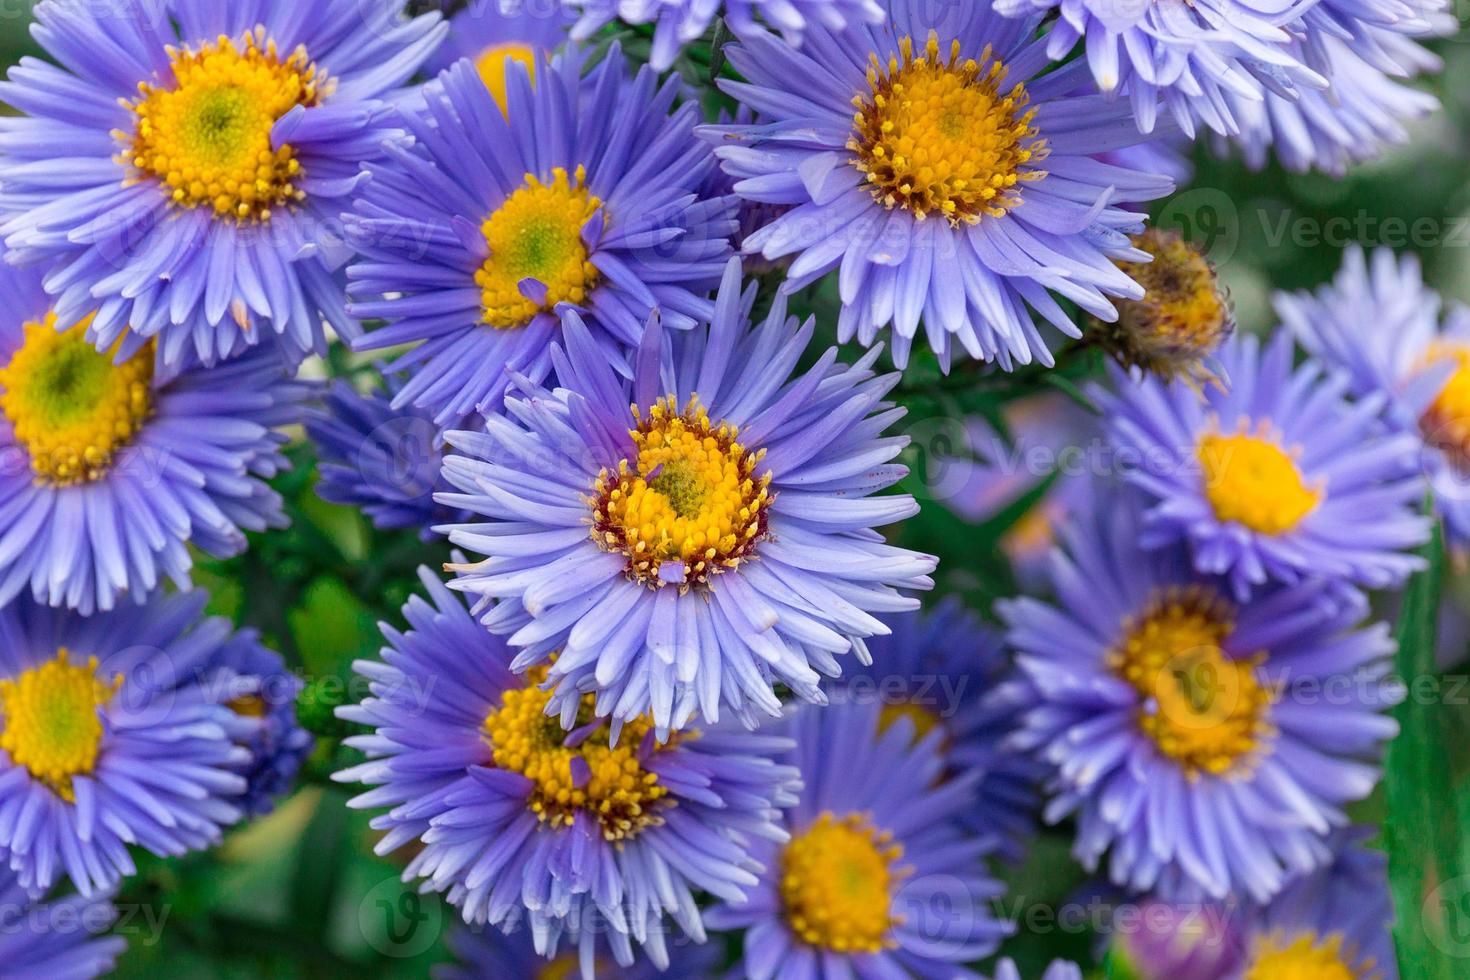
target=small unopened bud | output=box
[1100,229,1234,386]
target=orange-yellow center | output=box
[591,395,772,588]
[477,166,603,329]
[0,649,119,802]
[127,29,321,222]
[780,812,907,953]
[849,31,1046,224]
[475,42,537,114]
[0,312,155,485]
[483,667,677,841]
[1198,426,1322,535]
[1246,930,1372,980]
[1110,230,1232,382]
[1111,588,1272,776]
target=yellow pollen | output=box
[477,166,604,330]
[228,694,268,719]
[780,812,908,954]
[0,649,119,802]
[126,29,322,223]
[475,42,537,114]
[848,32,1047,225]
[590,395,772,589]
[483,666,678,841]
[878,702,943,742]
[1111,587,1273,777]
[0,313,155,486]
[1197,425,1322,535]
[1107,230,1233,383]
[1420,343,1470,472]
[1246,930,1374,980]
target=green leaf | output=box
[1386,518,1470,977]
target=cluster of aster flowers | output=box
[0,0,1449,974]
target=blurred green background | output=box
[2,5,1470,976]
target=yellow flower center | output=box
[1421,343,1470,472]
[591,396,773,588]
[849,32,1046,225]
[1197,427,1322,535]
[475,41,537,114]
[483,667,676,841]
[0,649,119,802]
[127,29,322,223]
[780,812,907,954]
[1111,587,1273,776]
[878,702,943,742]
[1246,930,1372,980]
[477,166,604,330]
[1109,230,1231,381]
[0,313,155,485]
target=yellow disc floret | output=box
[0,649,119,802]
[878,703,943,742]
[127,29,322,223]
[849,31,1046,224]
[483,667,676,841]
[477,166,604,329]
[1246,930,1374,980]
[1111,587,1273,777]
[1197,424,1322,535]
[590,395,772,589]
[475,42,537,114]
[780,811,908,953]
[1106,230,1233,384]
[0,313,155,485]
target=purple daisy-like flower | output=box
[203,632,311,818]
[838,598,1044,863]
[0,0,446,367]
[569,0,885,71]
[305,373,467,539]
[1278,246,1470,551]
[702,0,1175,371]
[347,45,737,425]
[0,263,308,614]
[705,701,1010,976]
[994,0,1324,138]
[336,567,800,969]
[437,917,720,979]
[438,259,936,733]
[430,0,573,84]
[0,868,126,979]
[1000,492,1403,903]
[1110,830,1395,978]
[0,590,256,896]
[1095,331,1431,598]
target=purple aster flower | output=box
[1000,492,1403,903]
[1278,246,1470,551]
[438,259,936,733]
[0,263,308,614]
[1095,331,1431,598]
[1211,30,1442,176]
[202,632,311,818]
[437,918,719,979]
[0,869,125,979]
[994,0,1324,138]
[347,45,737,425]
[704,701,1011,976]
[0,591,257,896]
[702,0,1175,371]
[336,567,800,970]
[1110,830,1395,978]
[305,373,469,539]
[1238,829,1396,978]
[569,0,885,71]
[429,0,573,110]
[0,0,446,367]
[838,598,1044,863]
